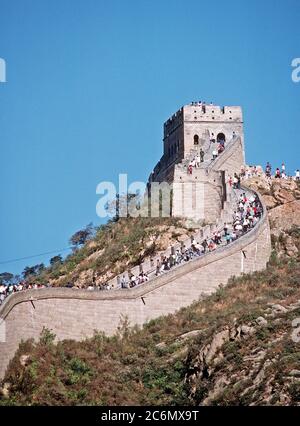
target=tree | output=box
[106,193,139,221]
[50,255,63,266]
[22,263,45,279]
[0,272,14,286]
[69,223,95,249]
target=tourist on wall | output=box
[200,148,205,162]
[275,168,281,178]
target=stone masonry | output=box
[148,103,245,223]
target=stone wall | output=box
[172,168,223,222]
[0,194,271,379]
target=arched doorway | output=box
[217,133,226,143]
[193,134,199,145]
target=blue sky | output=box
[0,0,299,276]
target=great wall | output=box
[0,103,272,379]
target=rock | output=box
[155,342,166,349]
[235,324,256,338]
[202,376,229,405]
[244,350,266,362]
[256,316,268,326]
[85,248,105,262]
[285,236,298,257]
[289,370,300,377]
[269,200,300,233]
[0,382,10,398]
[268,335,284,346]
[273,188,295,204]
[253,359,272,386]
[271,304,288,314]
[73,269,95,288]
[206,328,230,363]
[168,347,189,362]
[20,354,30,367]
[176,330,203,342]
[264,195,277,209]
[240,325,256,336]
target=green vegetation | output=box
[5,215,189,288]
[1,227,299,406]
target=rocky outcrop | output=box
[245,176,300,257]
[185,298,300,406]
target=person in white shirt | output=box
[295,169,300,181]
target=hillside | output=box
[0,177,300,406]
[21,216,195,289]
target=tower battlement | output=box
[158,103,245,179]
[164,104,243,137]
[149,102,246,224]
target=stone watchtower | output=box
[148,102,246,224]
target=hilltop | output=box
[11,216,196,289]
[0,177,299,406]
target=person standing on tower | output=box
[265,162,271,178]
[200,148,205,163]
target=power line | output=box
[0,247,73,265]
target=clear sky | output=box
[0,0,299,276]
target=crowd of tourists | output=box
[224,163,300,185]
[0,281,48,306]
[187,137,227,175]
[264,162,300,181]
[115,187,263,290]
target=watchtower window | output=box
[194,134,199,145]
[217,133,226,143]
